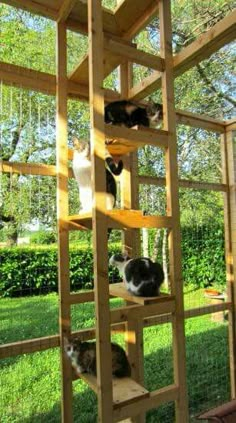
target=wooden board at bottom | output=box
[77,373,149,408]
[109,282,173,306]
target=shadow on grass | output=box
[1,322,230,423]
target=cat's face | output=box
[65,338,82,359]
[109,252,130,267]
[146,102,163,123]
[73,137,90,156]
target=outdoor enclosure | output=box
[0,1,236,422]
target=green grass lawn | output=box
[0,290,230,423]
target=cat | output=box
[105,100,163,128]
[64,337,131,378]
[72,137,123,213]
[109,252,164,297]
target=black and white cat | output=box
[72,137,123,213]
[64,337,131,378]
[105,100,163,128]
[109,252,164,297]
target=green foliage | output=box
[0,244,121,297]
[181,224,226,289]
[30,230,56,245]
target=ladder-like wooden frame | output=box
[57,1,189,421]
[0,1,235,423]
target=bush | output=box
[0,244,121,297]
[30,230,56,245]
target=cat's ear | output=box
[123,251,130,260]
[72,136,79,147]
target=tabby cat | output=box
[64,337,131,378]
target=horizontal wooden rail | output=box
[0,301,232,359]
[1,161,227,193]
[129,10,236,101]
[113,384,179,422]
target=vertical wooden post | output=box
[56,22,73,423]
[159,1,189,422]
[119,63,144,423]
[221,128,236,397]
[88,1,113,422]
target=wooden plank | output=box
[57,0,76,23]
[221,130,236,397]
[173,9,236,76]
[159,1,189,422]
[129,10,236,101]
[56,21,73,423]
[110,298,175,325]
[107,210,172,229]
[77,373,149,409]
[0,301,232,360]
[109,282,172,306]
[68,211,172,230]
[104,38,165,72]
[105,125,169,149]
[69,290,94,304]
[0,0,59,20]
[113,384,178,422]
[114,0,158,39]
[176,109,225,133]
[88,1,113,422]
[139,175,227,192]
[118,59,145,423]
[0,60,120,102]
[1,161,57,177]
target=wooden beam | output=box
[88,1,113,421]
[105,125,169,149]
[0,301,232,360]
[176,109,226,133]
[0,60,120,102]
[0,0,58,20]
[139,175,227,192]
[173,9,236,76]
[56,21,73,423]
[159,1,189,421]
[221,129,236,397]
[129,9,236,101]
[57,0,76,23]
[104,38,165,72]
[113,385,179,422]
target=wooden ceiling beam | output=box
[1,0,58,20]
[129,10,236,101]
[0,60,120,102]
[57,0,76,23]
[104,38,165,72]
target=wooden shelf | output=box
[75,372,149,409]
[68,210,172,230]
[109,282,172,306]
[105,124,168,154]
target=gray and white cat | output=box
[72,137,123,213]
[109,252,164,297]
[64,337,131,378]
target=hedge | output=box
[0,225,226,297]
[0,244,120,297]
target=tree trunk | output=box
[142,228,149,257]
[151,228,162,262]
[162,228,169,289]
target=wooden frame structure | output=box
[0,1,236,422]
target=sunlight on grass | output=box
[0,292,230,422]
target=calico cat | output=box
[64,337,131,378]
[72,137,123,213]
[105,100,163,128]
[109,252,164,297]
